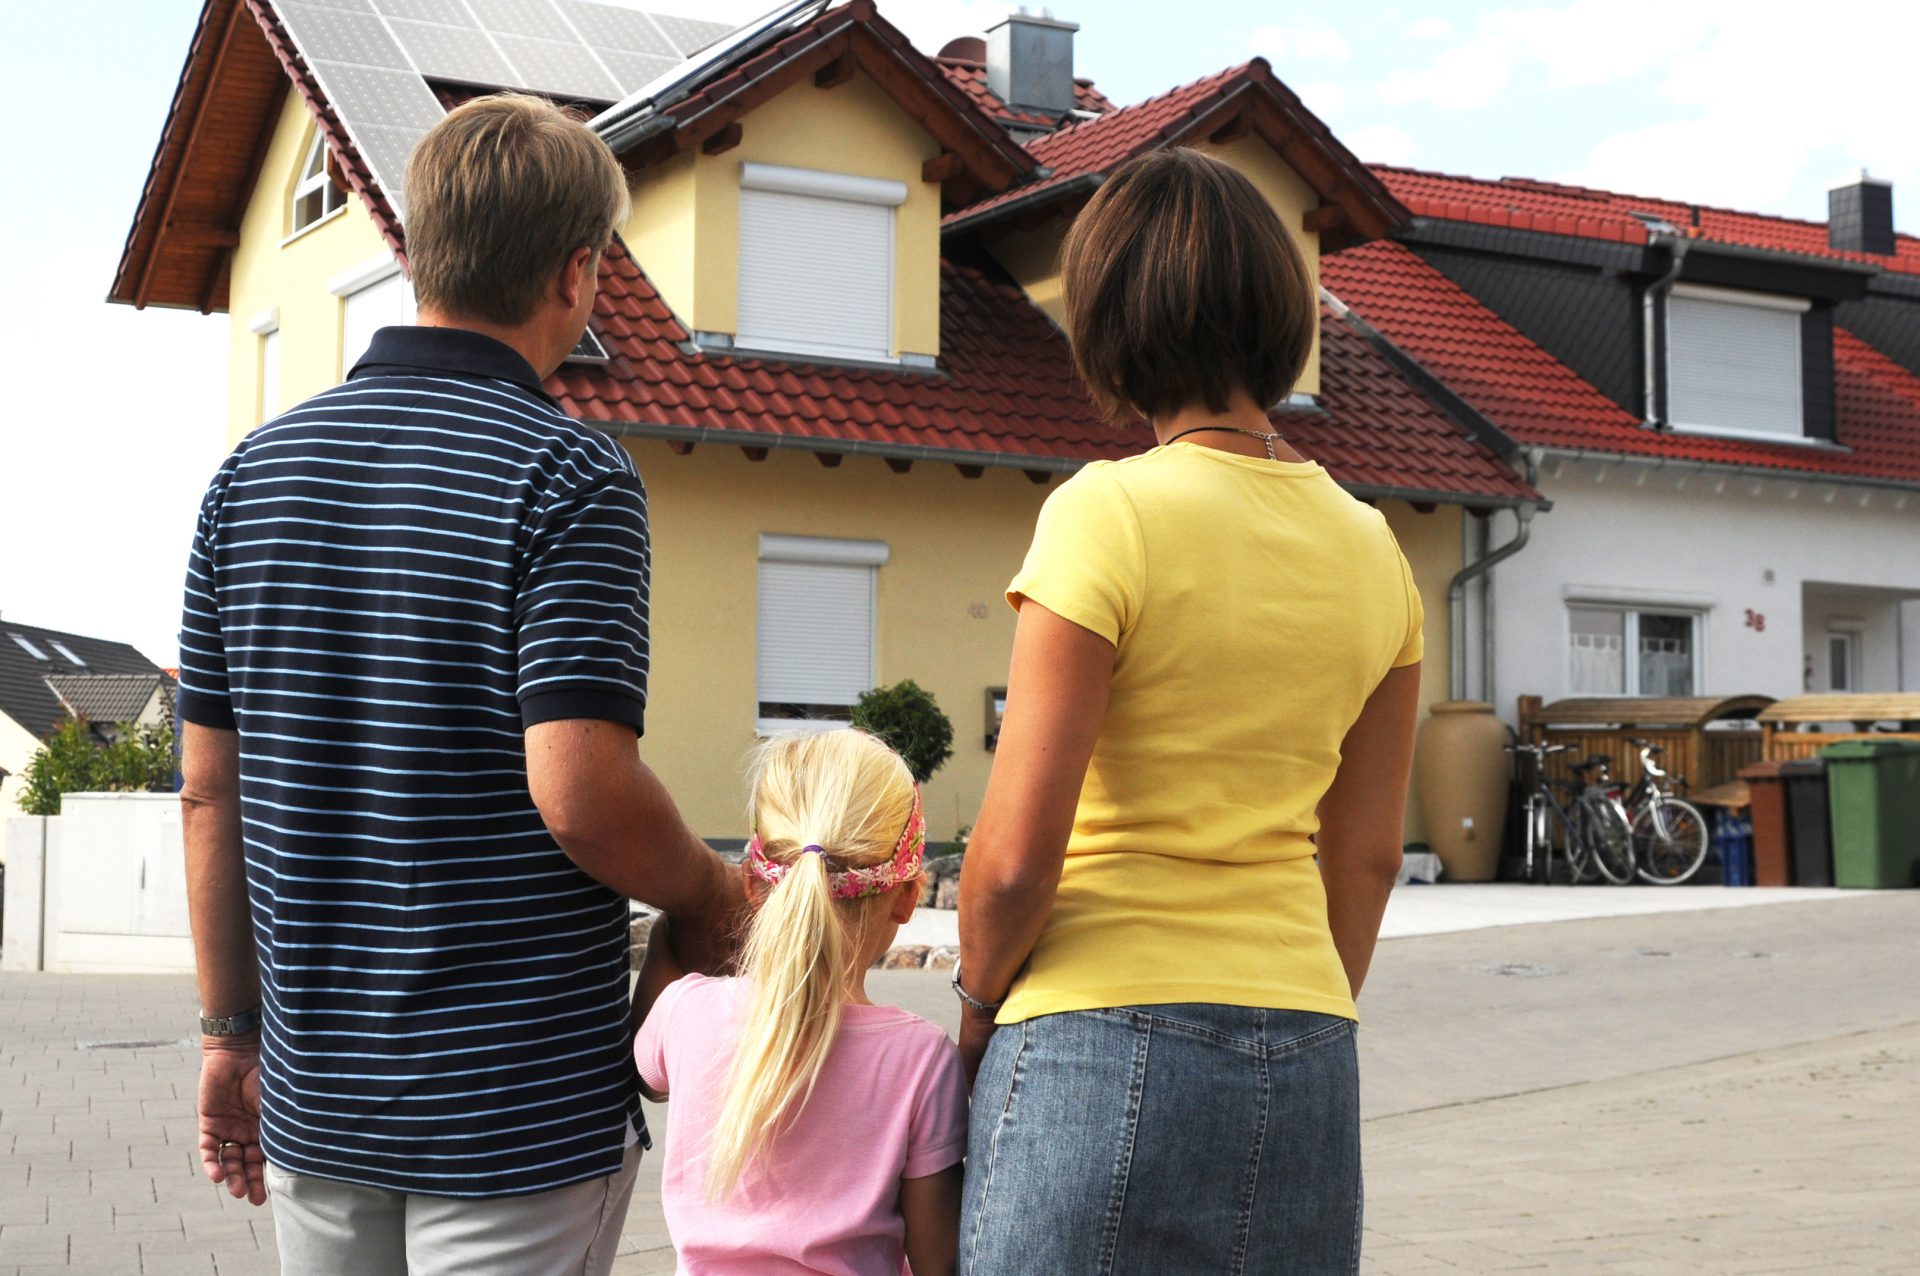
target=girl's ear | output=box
[888,881,919,925]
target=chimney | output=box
[1829,172,1895,255]
[986,8,1078,116]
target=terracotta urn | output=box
[1414,701,1511,882]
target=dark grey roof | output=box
[0,621,161,740]
[44,673,174,728]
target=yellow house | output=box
[111,0,1541,846]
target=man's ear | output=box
[558,245,597,310]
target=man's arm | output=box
[1316,662,1421,999]
[525,717,741,974]
[180,722,267,1205]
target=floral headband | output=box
[747,787,926,901]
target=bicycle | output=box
[1508,743,1637,885]
[1610,737,1712,885]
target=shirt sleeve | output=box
[176,482,235,730]
[515,471,651,731]
[633,974,689,1096]
[901,1036,968,1179]
[1005,464,1144,646]
[1392,543,1426,669]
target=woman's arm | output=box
[901,1165,963,1276]
[956,601,1114,1077]
[1316,662,1421,999]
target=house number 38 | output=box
[1745,609,1766,632]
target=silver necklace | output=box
[1163,424,1286,460]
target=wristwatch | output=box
[950,962,1003,1015]
[199,1007,261,1037]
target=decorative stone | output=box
[935,878,959,910]
[628,914,654,970]
[924,946,958,972]
[881,944,930,970]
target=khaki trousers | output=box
[265,1145,640,1276]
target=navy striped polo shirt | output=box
[177,326,650,1197]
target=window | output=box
[1827,630,1861,692]
[756,534,888,731]
[48,641,86,667]
[8,633,48,661]
[737,163,903,362]
[336,265,414,378]
[1569,606,1698,697]
[260,328,281,421]
[291,131,347,233]
[1666,283,1806,440]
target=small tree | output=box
[851,680,954,786]
[17,718,176,816]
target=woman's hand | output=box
[957,1005,1000,1090]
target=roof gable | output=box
[0,622,161,740]
[945,59,1406,251]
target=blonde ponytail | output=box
[704,730,919,1200]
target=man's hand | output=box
[957,1006,999,1092]
[666,864,750,978]
[198,1039,266,1205]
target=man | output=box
[176,95,736,1274]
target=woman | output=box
[954,148,1422,1274]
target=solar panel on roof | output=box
[268,0,749,219]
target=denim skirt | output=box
[959,1003,1361,1276]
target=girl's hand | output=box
[957,1006,999,1091]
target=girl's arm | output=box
[1316,662,1421,999]
[900,1164,963,1276]
[632,917,686,1102]
[956,601,1114,1079]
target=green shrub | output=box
[17,718,175,816]
[851,680,954,786]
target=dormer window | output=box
[9,634,49,661]
[1665,283,1806,440]
[292,132,347,233]
[737,163,905,363]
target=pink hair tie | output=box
[747,790,925,901]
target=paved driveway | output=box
[2,891,1914,1274]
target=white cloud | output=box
[1,244,228,665]
[1252,22,1352,65]
[1377,42,1515,109]
[1342,124,1417,167]
[1406,17,1451,41]
[1295,81,1350,118]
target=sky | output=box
[3,0,1917,666]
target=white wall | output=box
[0,713,41,827]
[1484,457,1920,720]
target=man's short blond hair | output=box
[405,93,631,325]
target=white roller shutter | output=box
[755,536,887,723]
[738,171,896,361]
[1666,284,1805,439]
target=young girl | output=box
[635,730,966,1276]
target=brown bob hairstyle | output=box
[405,93,631,326]
[1059,148,1316,423]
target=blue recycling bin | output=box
[1713,810,1753,886]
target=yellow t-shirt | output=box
[999,443,1424,1025]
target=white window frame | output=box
[1826,627,1862,693]
[754,534,889,735]
[287,131,348,241]
[1663,282,1809,443]
[736,162,905,364]
[48,640,86,667]
[330,254,415,380]
[250,308,280,423]
[9,633,49,661]
[1566,603,1704,698]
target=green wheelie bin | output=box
[1821,739,1920,889]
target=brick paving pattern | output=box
[1,893,1913,1275]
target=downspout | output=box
[1642,238,1689,428]
[1448,452,1541,702]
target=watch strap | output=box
[950,962,1003,1015]
[199,1007,262,1037]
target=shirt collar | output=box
[349,326,559,406]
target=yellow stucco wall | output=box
[631,443,1048,839]
[622,71,943,358]
[983,134,1324,397]
[1382,502,1461,845]
[226,91,396,445]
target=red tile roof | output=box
[947,59,1405,249]
[547,240,1537,505]
[1376,165,1920,274]
[934,57,1114,130]
[1321,239,1920,486]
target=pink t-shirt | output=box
[636,974,968,1276]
